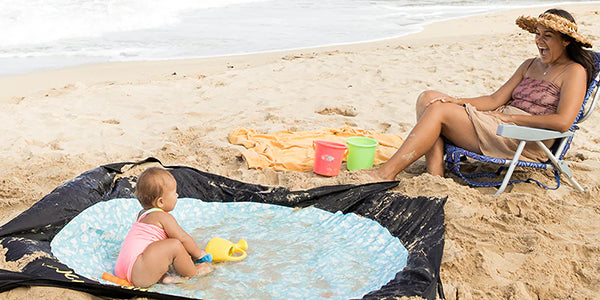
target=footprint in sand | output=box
[102,119,120,125]
[315,104,358,117]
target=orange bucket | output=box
[313,140,348,176]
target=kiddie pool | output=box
[51,198,408,299]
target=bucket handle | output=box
[227,248,247,261]
[312,140,349,156]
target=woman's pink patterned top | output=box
[509,77,560,115]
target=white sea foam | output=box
[0,0,268,46]
[0,0,596,76]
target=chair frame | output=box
[445,52,600,195]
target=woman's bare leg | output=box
[374,100,481,181]
[416,91,451,176]
[425,138,445,176]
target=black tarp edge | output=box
[0,158,446,299]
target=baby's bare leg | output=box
[130,238,197,287]
[195,262,214,276]
[162,262,214,284]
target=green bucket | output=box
[345,136,378,170]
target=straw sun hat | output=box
[516,12,593,48]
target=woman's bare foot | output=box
[195,262,214,277]
[365,168,395,182]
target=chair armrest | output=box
[496,124,573,141]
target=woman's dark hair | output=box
[545,9,597,87]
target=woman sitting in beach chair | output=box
[371,8,597,186]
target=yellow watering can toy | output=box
[205,237,248,262]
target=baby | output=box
[115,167,213,287]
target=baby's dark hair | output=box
[134,167,174,208]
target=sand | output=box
[1,3,599,300]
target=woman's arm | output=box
[463,59,535,110]
[490,63,587,132]
[431,59,534,110]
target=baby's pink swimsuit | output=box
[114,207,168,282]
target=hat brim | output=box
[516,15,593,48]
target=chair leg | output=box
[535,141,585,192]
[495,141,527,195]
[558,161,585,192]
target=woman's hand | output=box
[487,111,514,123]
[426,96,462,107]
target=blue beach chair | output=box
[445,52,600,195]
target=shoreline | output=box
[1,2,599,299]
[3,1,599,79]
[1,3,597,101]
[3,1,592,79]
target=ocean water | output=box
[0,0,597,76]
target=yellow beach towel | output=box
[228,126,403,172]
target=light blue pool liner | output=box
[51,198,408,299]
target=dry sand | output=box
[1,3,599,300]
